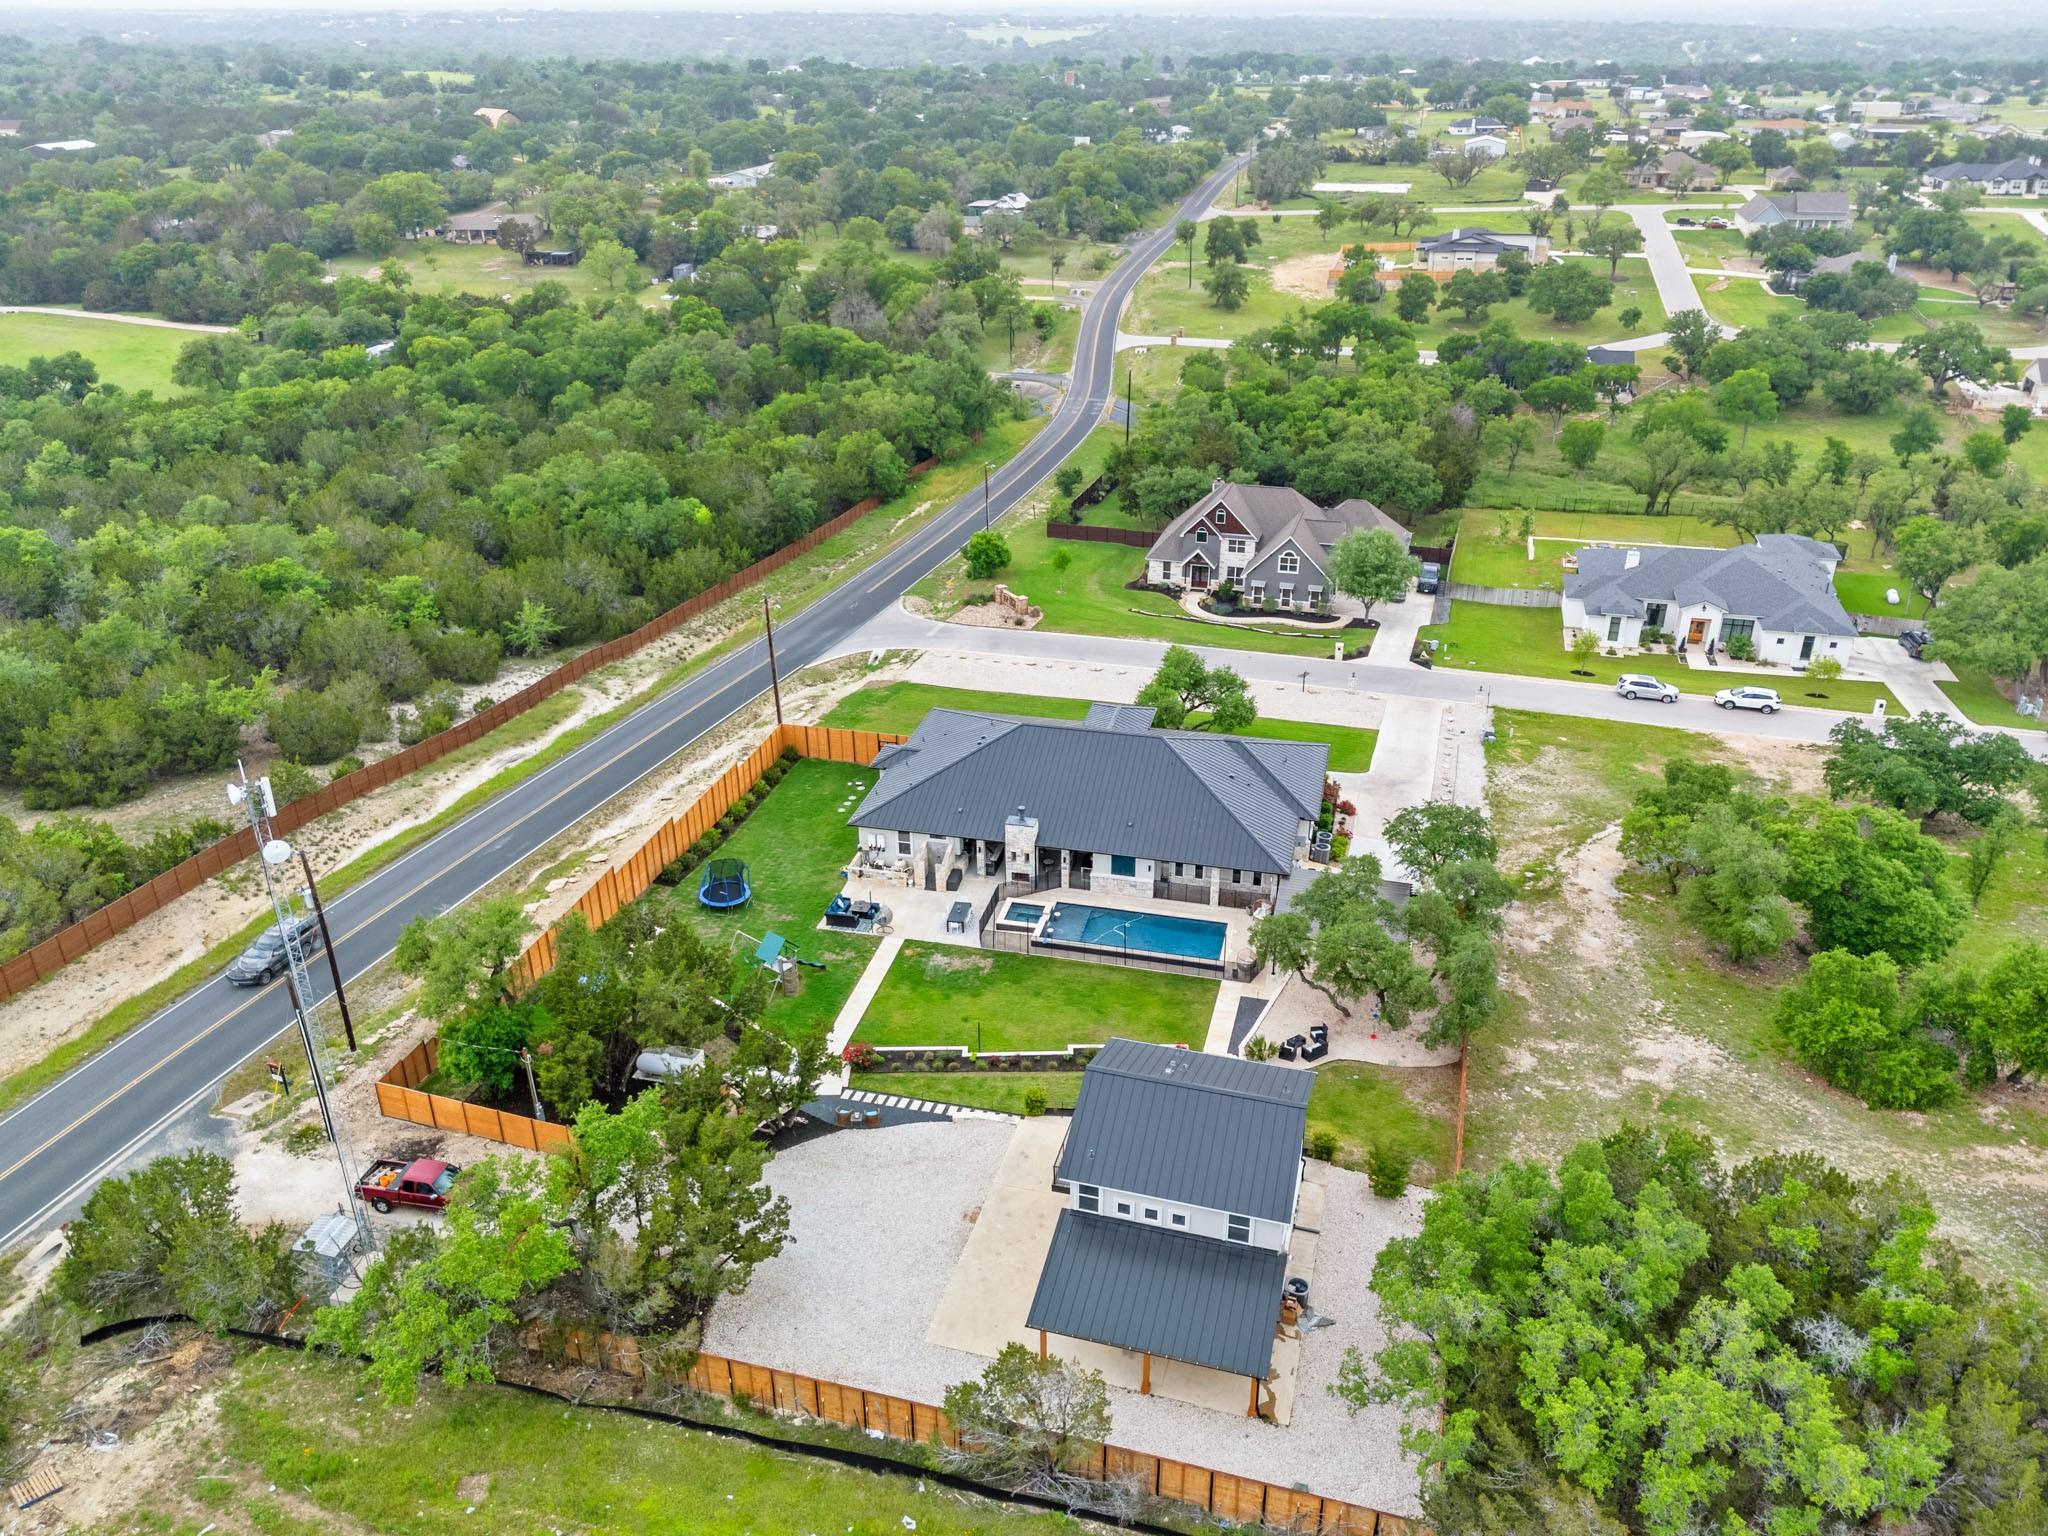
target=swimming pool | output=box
[998,901,1045,929]
[1039,902,1227,964]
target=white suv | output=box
[1714,685,1781,713]
[1616,673,1679,703]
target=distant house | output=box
[1563,534,1855,662]
[1777,250,1866,294]
[963,191,1032,230]
[1764,165,1805,190]
[1734,117,1812,138]
[255,128,294,150]
[1625,150,1721,191]
[706,161,775,190]
[669,261,697,283]
[0,120,21,137]
[472,107,520,129]
[444,210,543,246]
[1733,191,1852,237]
[849,706,1326,909]
[523,249,577,267]
[1415,226,1551,272]
[1920,156,2045,197]
[1027,1039,1311,1412]
[27,139,94,155]
[1535,99,1598,121]
[1145,480,1409,611]
[1444,115,1507,137]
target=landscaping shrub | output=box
[1307,1128,1340,1162]
[330,754,364,778]
[1243,1036,1277,1061]
[267,759,320,807]
[1367,1143,1412,1198]
[840,1041,880,1072]
[1022,1086,1048,1116]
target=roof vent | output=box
[1624,548,1641,570]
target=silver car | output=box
[1616,673,1679,703]
[1714,685,1781,713]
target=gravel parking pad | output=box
[704,1121,1425,1519]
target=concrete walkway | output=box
[1625,204,1729,334]
[1348,696,1450,883]
[821,932,904,1085]
[1359,590,1430,668]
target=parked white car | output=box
[1714,685,1781,713]
[1616,673,1680,703]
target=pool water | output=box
[1000,901,1046,927]
[1040,902,1227,963]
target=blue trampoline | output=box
[698,857,752,910]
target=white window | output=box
[1279,584,1295,608]
[1115,1200,1133,1217]
[897,831,911,855]
[1213,509,1228,527]
[1278,551,1300,574]
[1143,1206,1160,1222]
[1193,527,1208,543]
[1249,583,1265,602]
[1193,865,1204,879]
[1077,1184,1099,1213]
[1170,1212,1188,1228]
[1230,869,1241,883]
[1308,587,1323,605]
[1227,1213,1251,1243]
[1227,538,1249,555]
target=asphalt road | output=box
[0,153,1250,1249]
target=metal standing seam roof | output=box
[849,710,1327,876]
[1027,1209,1287,1379]
[1056,1038,1310,1223]
[1566,535,1855,636]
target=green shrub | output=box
[267,759,320,807]
[1307,1128,1340,1162]
[330,754,365,779]
[1243,1036,1277,1061]
[1022,1087,1047,1116]
[1367,1143,1412,1198]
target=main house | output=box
[1028,1038,1309,1412]
[1624,150,1721,191]
[848,704,1327,909]
[1733,191,1853,236]
[1145,481,1410,610]
[1563,534,1856,663]
[1414,227,1551,273]
[1920,157,2045,197]
[444,210,545,246]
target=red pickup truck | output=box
[356,1157,458,1214]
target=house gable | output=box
[1242,538,1328,590]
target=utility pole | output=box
[761,593,783,725]
[982,463,992,531]
[228,763,371,1251]
[1124,367,1133,447]
[296,846,355,1053]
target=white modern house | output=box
[707,161,776,190]
[1414,227,1552,272]
[1733,191,1853,236]
[848,704,1327,910]
[1144,481,1409,610]
[1444,115,1506,137]
[1029,1039,1310,1412]
[1562,535,1857,663]
[1920,156,2045,197]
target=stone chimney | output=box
[1004,805,1039,881]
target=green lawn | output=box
[1938,666,2045,732]
[0,311,194,393]
[210,1348,1076,1536]
[1833,569,1926,619]
[1420,600,1904,713]
[1306,1061,1461,1185]
[851,942,1215,1053]
[914,515,1358,659]
[328,239,659,305]
[851,1068,1083,1114]
[1406,257,1666,350]
[1690,271,1799,330]
[684,758,879,1040]
[821,681,1379,771]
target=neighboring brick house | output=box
[1733,191,1853,237]
[1144,481,1409,611]
[1625,150,1721,191]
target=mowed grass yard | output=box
[201,1348,1080,1536]
[684,758,878,1040]
[821,680,1380,771]
[851,941,1216,1052]
[1420,600,1904,713]
[1306,1061,1461,1185]
[0,311,194,393]
[1406,258,1666,350]
[328,239,663,305]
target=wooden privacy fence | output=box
[0,462,936,1006]
[376,722,905,1148]
[538,1331,1418,1536]
[1046,521,1155,548]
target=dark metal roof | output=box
[1027,1209,1286,1378]
[850,710,1326,876]
[1056,1039,1309,1222]
[1082,703,1159,733]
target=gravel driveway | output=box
[702,1120,1424,1519]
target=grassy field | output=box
[821,681,1380,770]
[0,311,194,393]
[851,1067,1082,1113]
[328,239,661,305]
[975,302,1078,375]
[1420,600,1903,712]
[851,941,1216,1052]
[1406,257,1666,349]
[196,1347,1081,1536]
[1938,666,2044,731]
[683,758,878,1041]
[1305,1061,1461,1185]
[1469,709,2048,1287]
[912,513,1360,659]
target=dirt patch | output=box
[921,951,995,977]
[457,1472,491,1504]
[1272,249,1346,301]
